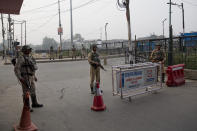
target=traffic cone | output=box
[91,82,106,111]
[14,92,38,131]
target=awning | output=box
[0,0,23,14]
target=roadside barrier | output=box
[166,64,185,87]
[112,62,163,101]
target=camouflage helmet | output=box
[21,45,32,52]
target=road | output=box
[0,57,197,131]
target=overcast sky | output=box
[4,0,197,45]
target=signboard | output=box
[58,27,63,35]
[116,66,157,92]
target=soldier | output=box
[72,45,76,60]
[49,46,55,60]
[88,44,101,94]
[81,44,86,59]
[14,45,43,111]
[150,43,166,83]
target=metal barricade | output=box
[112,62,163,100]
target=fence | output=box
[0,35,196,69]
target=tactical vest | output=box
[152,50,164,61]
[91,52,100,68]
[21,56,37,76]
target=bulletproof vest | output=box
[91,52,100,63]
[21,56,37,76]
[153,50,164,61]
[91,52,100,68]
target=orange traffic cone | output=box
[14,92,38,131]
[91,82,106,111]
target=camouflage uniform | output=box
[15,54,37,95]
[14,45,43,108]
[150,45,166,82]
[72,46,77,60]
[81,46,86,59]
[49,46,55,60]
[88,46,100,93]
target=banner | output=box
[116,66,157,92]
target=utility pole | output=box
[24,20,26,45]
[70,0,73,46]
[162,18,167,38]
[1,13,6,60]
[21,22,23,46]
[181,3,185,35]
[58,0,63,58]
[125,0,134,64]
[8,14,12,52]
[105,23,108,41]
[167,0,173,65]
[117,0,134,64]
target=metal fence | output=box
[1,36,197,69]
[133,35,197,70]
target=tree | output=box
[42,37,58,50]
[73,33,84,42]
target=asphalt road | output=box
[0,58,197,131]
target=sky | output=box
[2,0,197,45]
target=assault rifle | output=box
[98,63,107,71]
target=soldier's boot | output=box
[23,95,34,112]
[31,94,43,108]
[162,73,165,83]
[90,87,94,94]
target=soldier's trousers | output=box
[90,66,100,88]
[157,62,165,74]
[21,76,36,96]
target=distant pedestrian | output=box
[81,44,86,59]
[49,46,55,60]
[72,45,76,60]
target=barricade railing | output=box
[112,62,163,100]
[166,64,185,87]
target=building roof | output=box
[0,0,23,14]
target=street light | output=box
[169,2,185,35]
[105,23,108,41]
[162,18,167,38]
[14,20,26,46]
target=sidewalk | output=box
[3,54,125,65]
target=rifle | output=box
[98,63,107,71]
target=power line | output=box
[180,0,197,6]
[28,13,58,33]
[22,0,102,33]
[22,0,66,13]
[62,0,100,13]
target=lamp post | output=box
[162,18,167,38]
[105,23,108,41]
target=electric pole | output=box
[162,18,167,38]
[24,20,26,45]
[70,0,73,46]
[58,0,63,58]
[167,0,173,65]
[21,22,23,46]
[105,23,108,41]
[1,13,6,60]
[117,0,134,64]
[181,3,185,35]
